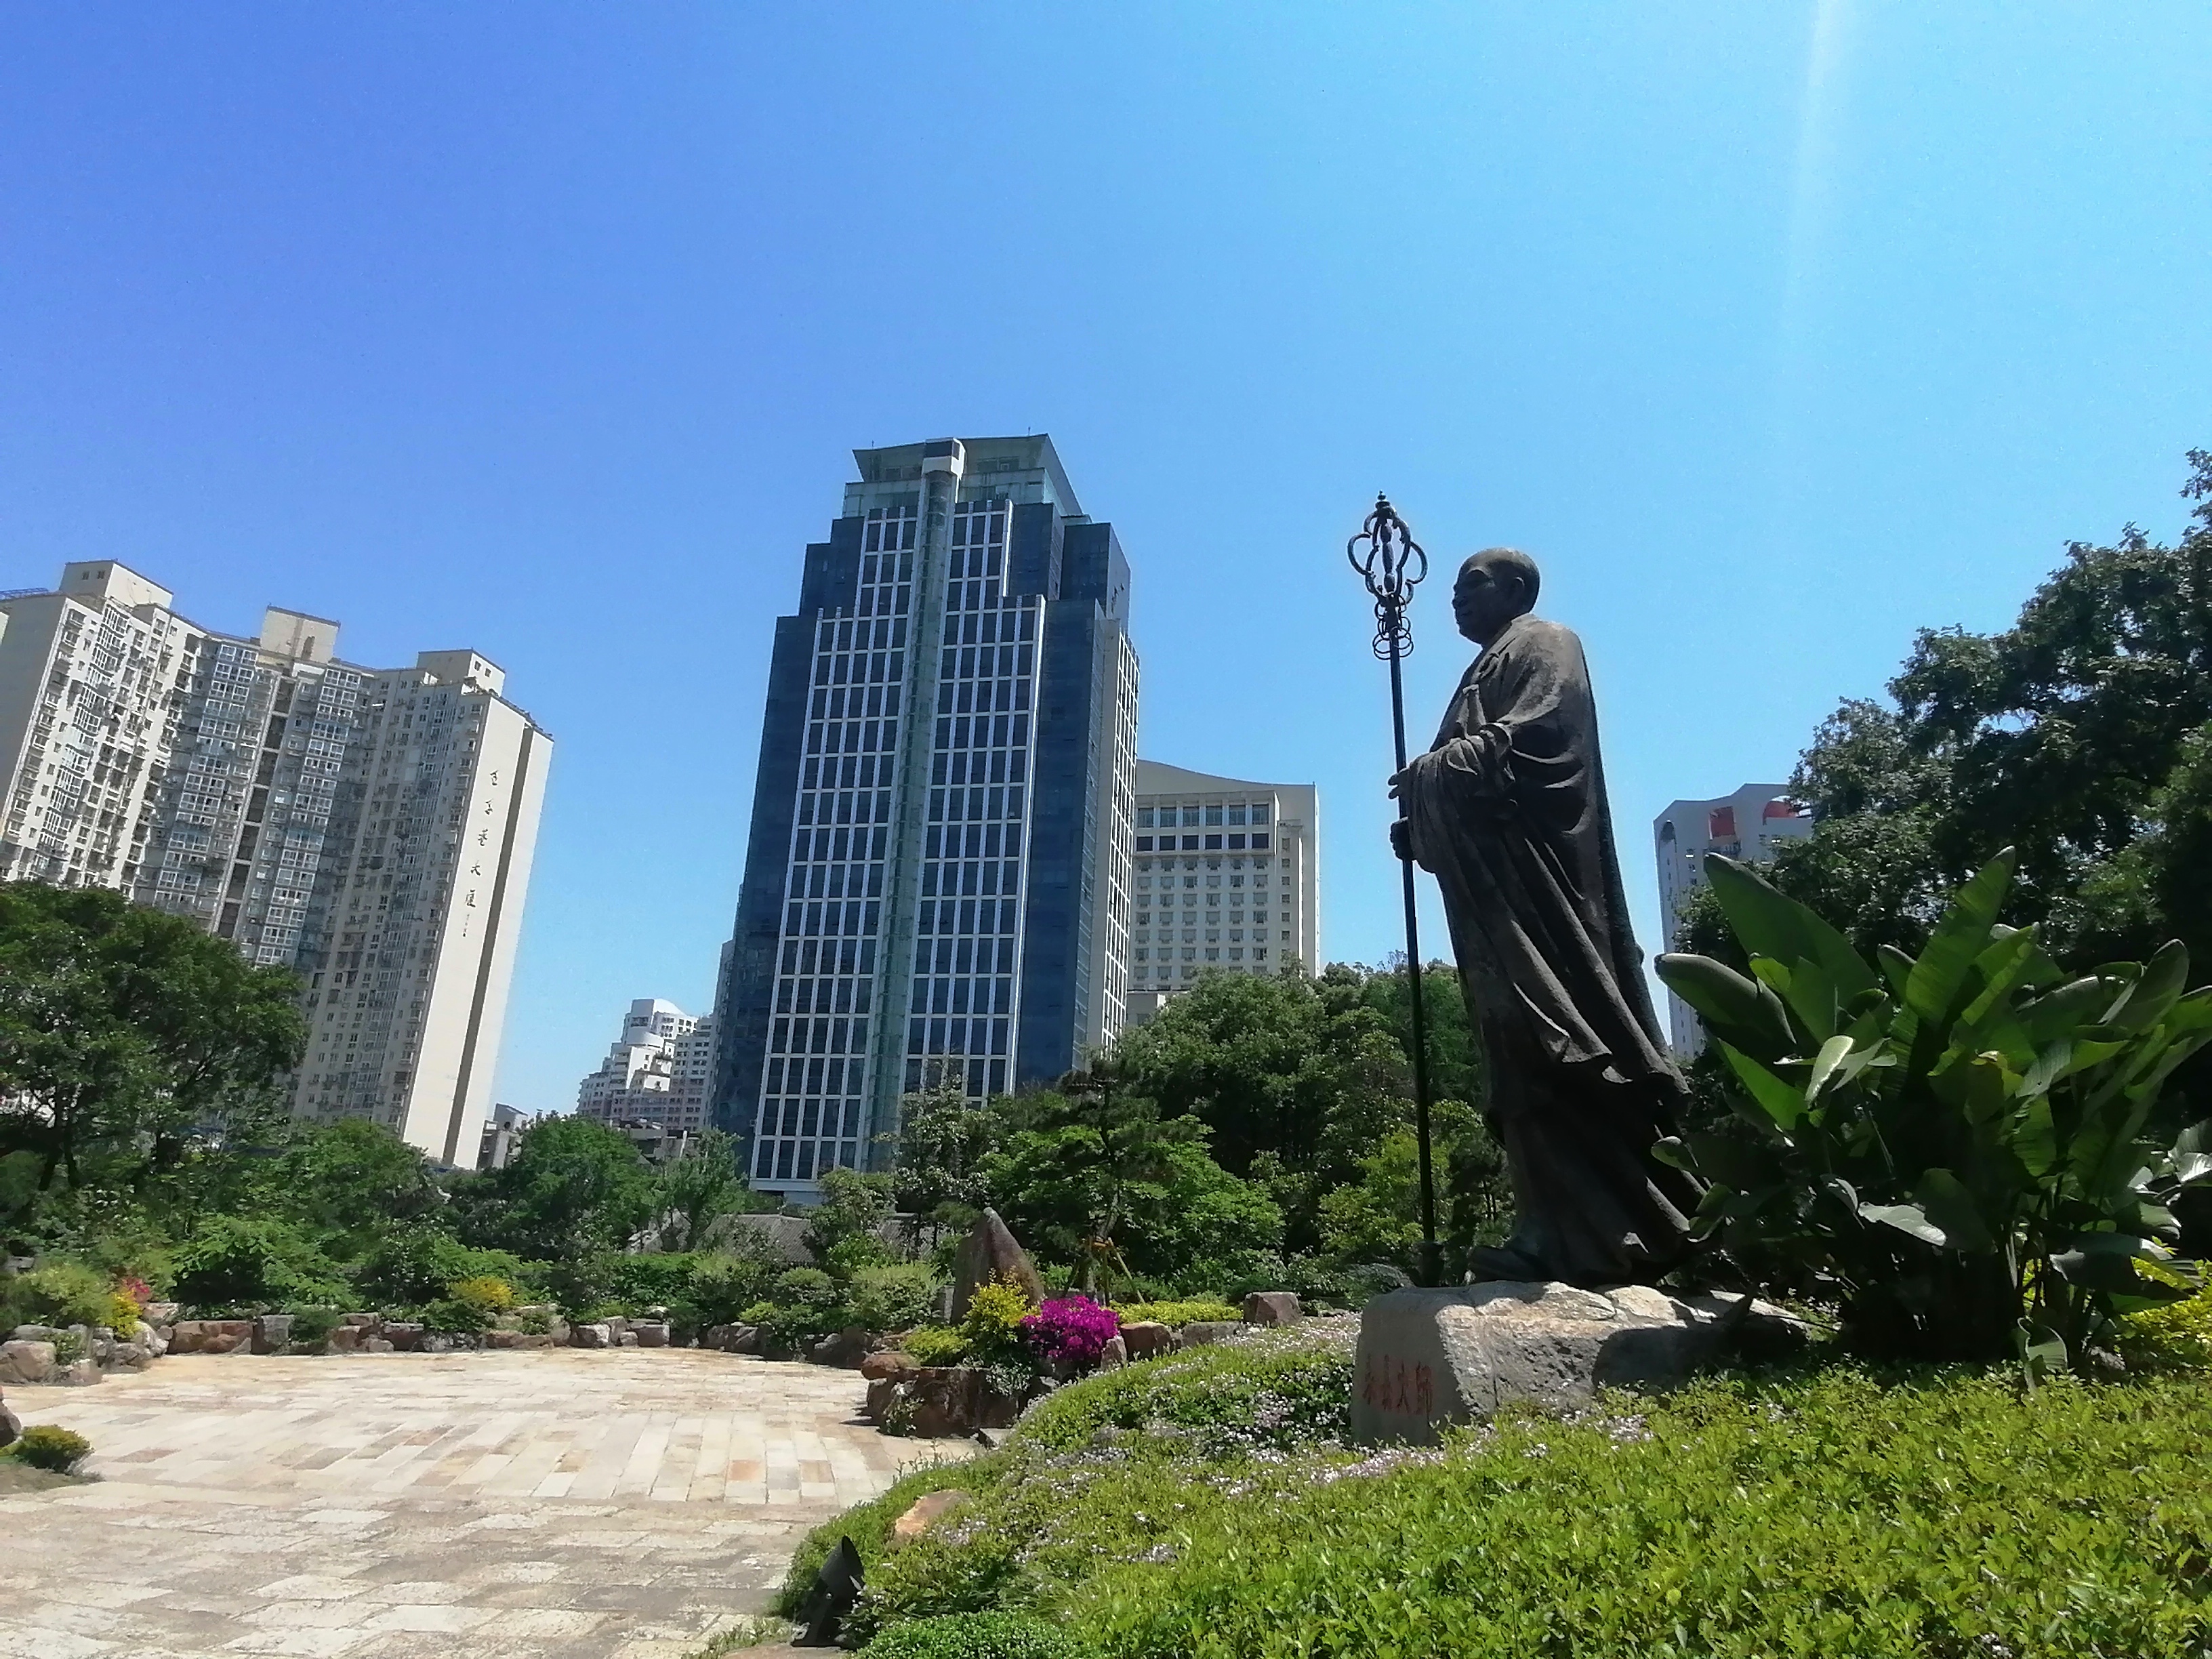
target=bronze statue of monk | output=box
[1390,548,1700,1286]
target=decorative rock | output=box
[168,1319,253,1355]
[860,1351,916,1382]
[253,1314,293,1355]
[615,1330,638,1348]
[1243,1292,1303,1326]
[327,1326,362,1353]
[632,1322,671,1349]
[341,1313,382,1331]
[605,1316,631,1337]
[108,1343,150,1370]
[56,1359,103,1387]
[0,1341,56,1386]
[362,1337,394,1354]
[890,1489,970,1544]
[1179,1321,1241,1348]
[951,1207,1046,1322]
[1119,1320,1174,1359]
[808,1326,872,1368]
[1349,1282,1743,1446]
[1097,1334,1128,1371]
[703,1322,760,1353]
[144,1303,180,1325]
[9,1325,56,1344]
[381,1323,425,1353]
[572,1323,613,1349]
[0,1388,18,1448]
[140,1327,169,1359]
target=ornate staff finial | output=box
[1347,492,1429,661]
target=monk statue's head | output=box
[1452,547,1540,647]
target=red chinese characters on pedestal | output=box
[1358,1353,1435,1417]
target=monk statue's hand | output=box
[1389,819,1413,861]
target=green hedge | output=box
[792,1345,2212,1659]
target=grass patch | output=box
[786,1326,2212,1657]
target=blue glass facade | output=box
[712,437,1136,1195]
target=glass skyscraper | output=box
[712,436,1137,1196]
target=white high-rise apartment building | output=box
[1652,782,1814,1054]
[0,560,550,1166]
[1125,760,1319,1017]
[576,998,716,1134]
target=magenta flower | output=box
[1020,1294,1122,1368]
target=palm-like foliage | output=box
[1658,849,2212,1372]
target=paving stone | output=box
[0,1351,965,1658]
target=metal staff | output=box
[1347,494,1439,1286]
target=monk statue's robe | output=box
[1397,611,1700,1286]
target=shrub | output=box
[902,1325,970,1367]
[1109,1300,1239,1329]
[2,1262,117,1330]
[1657,850,2212,1369]
[49,1328,85,1366]
[684,1248,781,1328]
[1015,1322,1356,1458]
[8,1425,91,1473]
[851,1263,943,1334]
[799,1361,2212,1659]
[171,1216,351,1314]
[1020,1295,1119,1369]
[422,1296,491,1334]
[354,1231,536,1313]
[865,1612,1088,1658]
[2122,1280,2212,1371]
[960,1276,1036,1361]
[776,1266,840,1305]
[447,1275,514,1314]
[285,1307,344,1351]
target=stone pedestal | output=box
[1350,1282,1756,1446]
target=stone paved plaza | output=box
[0,1349,970,1658]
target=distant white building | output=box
[0,560,551,1169]
[1653,783,1814,1054]
[577,998,715,1133]
[1124,760,1319,1023]
[478,1103,533,1170]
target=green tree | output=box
[648,1128,763,1252]
[1769,452,2212,972]
[1117,968,1410,1252]
[984,1057,1282,1294]
[249,1119,445,1260]
[453,1117,653,1261]
[0,884,304,1211]
[887,1069,1000,1246]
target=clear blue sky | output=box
[3,5,2207,1115]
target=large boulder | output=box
[572,1323,612,1350]
[169,1319,253,1355]
[951,1208,1044,1322]
[1349,1282,1755,1446]
[631,1322,671,1349]
[1097,1334,1128,1371]
[253,1315,293,1355]
[1244,1292,1303,1326]
[1120,1320,1174,1359]
[808,1327,872,1368]
[861,1351,917,1382]
[0,1341,55,1386]
[381,1323,425,1353]
[0,1387,18,1448]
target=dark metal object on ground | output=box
[1347,493,1441,1286]
[793,1535,865,1646]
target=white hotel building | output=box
[1125,760,1319,1018]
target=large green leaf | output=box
[2107,940,2190,1033]
[1804,1033,1856,1102]
[1859,1201,1946,1248]
[2050,1233,2169,1292]
[1715,1041,1806,1134]
[1705,855,1878,1002]
[2173,1120,2212,1187]
[1912,1168,1996,1254]
[1902,849,2015,1039]
[1685,1130,1773,1193]
[1655,954,1796,1057]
